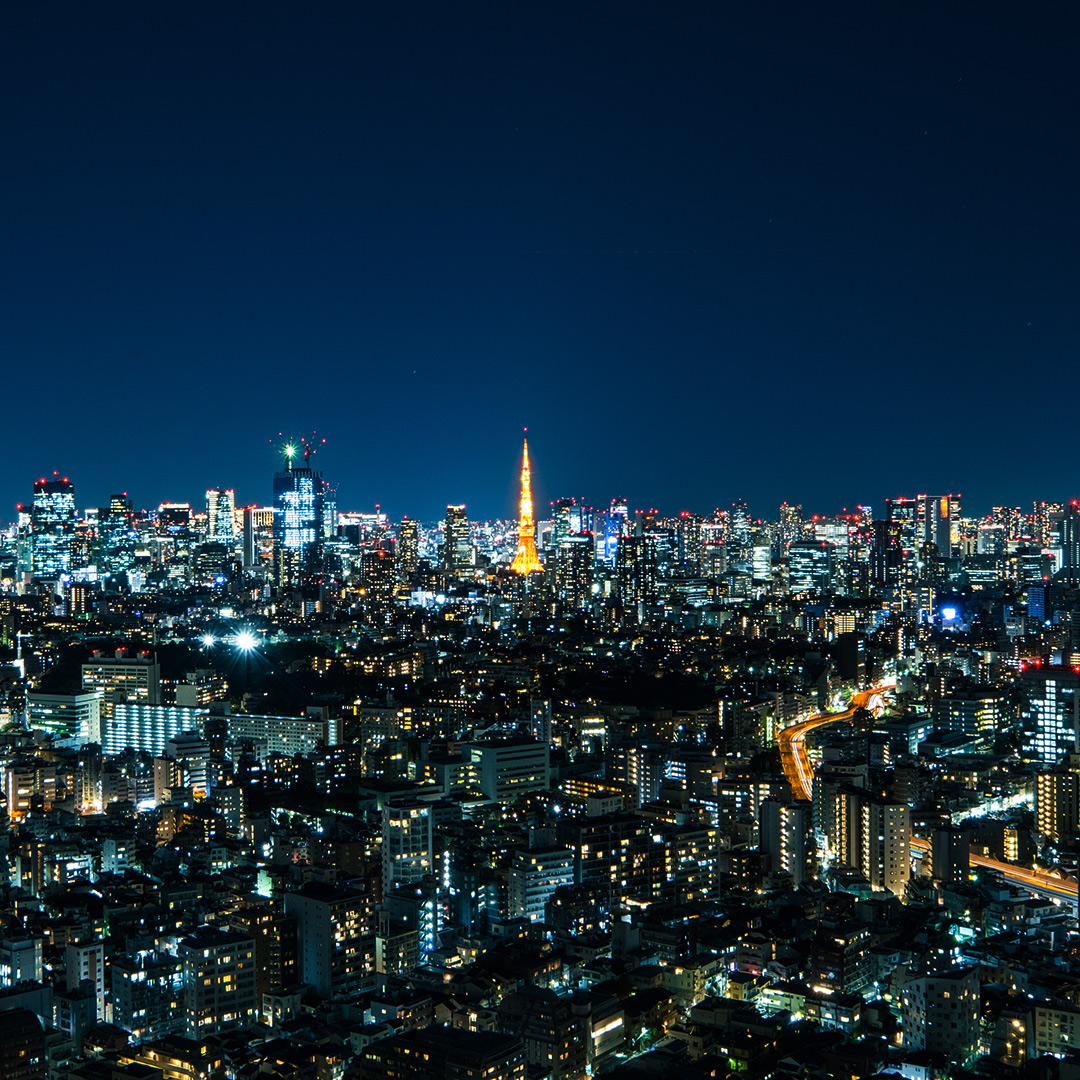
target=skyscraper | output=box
[29,474,76,578]
[1023,668,1080,764]
[550,497,581,549]
[602,498,629,565]
[615,534,656,620]
[443,504,471,576]
[556,536,593,610]
[510,436,543,575]
[96,494,135,574]
[272,446,334,586]
[1060,501,1080,580]
[397,517,419,580]
[676,512,704,572]
[205,488,236,546]
[788,540,833,593]
[778,502,804,546]
[921,494,960,555]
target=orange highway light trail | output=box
[776,689,882,802]
[775,690,1078,906]
[910,837,1078,904]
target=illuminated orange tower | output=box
[510,432,543,575]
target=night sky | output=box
[3,4,1078,522]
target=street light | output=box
[235,631,257,652]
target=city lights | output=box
[4,4,1075,1072]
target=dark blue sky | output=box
[3,4,1077,522]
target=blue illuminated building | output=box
[272,460,335,585]
[30,474,76,579]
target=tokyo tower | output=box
[510,433,543,575]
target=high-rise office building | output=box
[29,475,76,579]
[727,499,752,565]
[556,536,593,611]
[1022,668,1080,764]
[397,517,419,580]
[788,540,833,593]
[885,496,919,551]
[205,488,236,546]
[615,534,656,619]
[443,504,471,576]
[870,518,901,588]
[97,494,135,573]
[600,498,629,565]
[467,740,550,803]
[551,498,582,549]
[82,651,161,707]
[272,451,335,585]
[358,547,396,621]
[676,512,704,572]
[1060,502,1080,580]
[1034,501,1064,546]
[778,503,804,546]
[921,494,960,554]
[245,506,274,565]
[932,689,1004,739]
[752,535,773,584]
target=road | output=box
[909,837,1078,907]
[776,689,1079,909]
[776,688,884,802]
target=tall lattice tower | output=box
[510,434,543,575]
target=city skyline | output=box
[5,451,1079,528]
[3,7,1078,519]
[3,5,1079,1074]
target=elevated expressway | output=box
[776,689,1079,910]
[776,688,886,802]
